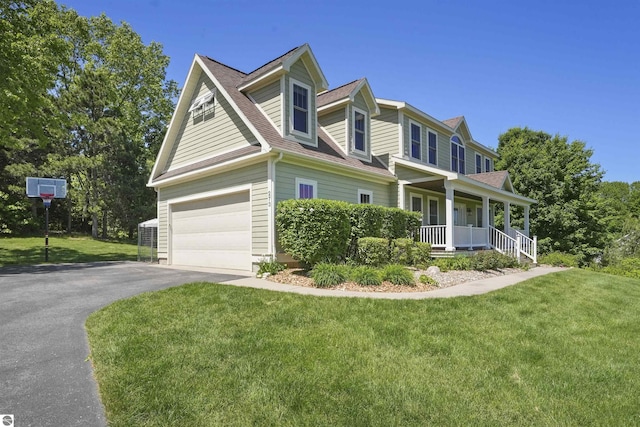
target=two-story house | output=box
[148,44,536,271]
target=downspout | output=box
[268,152,284,259]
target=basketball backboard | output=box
[26,177,67,199]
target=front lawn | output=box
[0,236,138,266]
[86,269,640,426]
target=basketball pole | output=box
[44,199,50,262]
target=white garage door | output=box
[170,191,251,270]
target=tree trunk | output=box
[101,211,107,239]
[91,212,98,239]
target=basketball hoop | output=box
[40,193,54,208]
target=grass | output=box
[86,269,640,426]
[0,236,138,266]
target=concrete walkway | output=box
[165,265,568,299]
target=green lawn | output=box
[86,269,640,426]
[0,236,138,266]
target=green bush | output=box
[539,252,580,267]
[433,255,472,272]
[419,274,438,286]
[257,258,286,276]
[357,237,389,266]
[311,263,350,287]
[469,251,518,271]
[382,264,415,286]
[348,204,385,258]
[391,238,414,265]
[350,266,383,286]
[381,208,421,240]
[600,257,640,279]
[276,199,351,266]
[413,242,432,266]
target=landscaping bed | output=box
[267,266,525,293]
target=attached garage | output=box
[169,191,251,270]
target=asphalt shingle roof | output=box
[317,79,363,108]
[442,116,463,129]
[467,170,509,189]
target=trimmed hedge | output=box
[391,238,414,265]
[357,237,389,267]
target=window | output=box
[295,178,317,199]
[428,131,437,165]
[451,135,465,174]
[358,189,372,204]
[410,122,421,160]
[476,207,483,227]
[476,153,482,173]
[188,90,215,118]
[428,198,439,225]
[485,157,493,172]
[353,108,367,153]
[291,80,310,135]
[410,193,423,216]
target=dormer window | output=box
[353,108,367,153]
[476,153,482,173]
[410,122,421,160]
[485,157,493,172]
[451,135,465,174]
[188,90,215,118]
[290,79,310,136]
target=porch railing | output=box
[514,229,537,264]
[454,225,489,249]
[419,225,446,248]
[490,226,518,258]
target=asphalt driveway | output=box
[0,262,245,427]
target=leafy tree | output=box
[496,127,606,261]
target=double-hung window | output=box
[428,198,439,225]
[428,131,437,165]
[451,136,465,174]
[485,157,493,172]
[353,108,366,153]
[295,178,317,199]
[476,153,482,173]
[291,80,310,135]
[410,122,421,160]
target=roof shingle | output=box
[467,170,509,189]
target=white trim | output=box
[475,153,483,174]
[409,192,423,213]
[237,65,285,92]
[247,92,282,137]
[295,177,317,199]
[451,134,465,174]
[427,196,439,225]
[167,184,252,269]
[427,128,438,166]
[351,106,368,155]
[485,157,493,172]
[268,152,284,257]
[409,119,422,161]
[357,189,373,204]
[165,145,257,173]
[289,78,312,138]
[279,76,285,134]
[398,111,405,157]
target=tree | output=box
[496,127,606,261]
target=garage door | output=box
[170,191,251,270]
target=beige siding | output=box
[284,59,316,144]
[250,80,281,133]
[439,133,450,171]
[371,107,399,167]
[395,164,440,181]
[318,108,346,148]
[157,163,269,259]
[275,161,393,207]
[164,72,256,171]
[348,92,372,160]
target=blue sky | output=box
[60,0,639,183]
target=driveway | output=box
[0,262,246,427]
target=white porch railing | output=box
[490,226,518,258]
[454,225,489,249]
[514,229,537,264]
[419,225,446,248]
[490,226,537,263]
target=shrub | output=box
[391,238,414,265]
[311,263,350,287]
[419,274,438,286]
[413,242,432,266]
[469,251,518,271]
[433,255,471,272]
[350,266,383,286]
[257,258,286,276]
[382,264,415,286]
[357,237,389,266]
[276,199,351,266]
[539,252,580,267]
[348,204,385,258]
[381,208,421,240]
[600,257,640,279]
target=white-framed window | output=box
[428,130,437,165]
[352,107,367,153]
[358,189,373,204]
[410,193,423,223]
[485,157,493,172]
[475,153,482,173]
[454,202,466,226]
[451,135,465,174]
[428,197,439,225]
[290,79,311,136]
[476,206,483,227]
[295,178,317,199]
[410,121,421,160]
[188,90,215,118]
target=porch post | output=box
[444,180,455,251]
[524,205,530,236]
[482,196,489,228]
[504,201,511,235]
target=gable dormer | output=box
[317,78,379,162]
[239,44,328,146]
